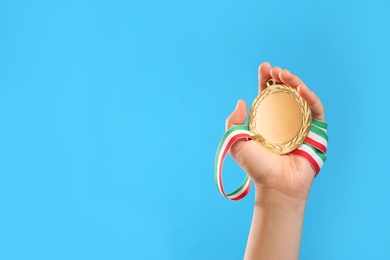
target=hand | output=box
[226,62,325,201]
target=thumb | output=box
[225,99,248,130]
[224,99,278,181]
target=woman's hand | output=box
[226,62,325,201]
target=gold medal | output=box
[248,79,312,154]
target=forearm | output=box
[244,186,308,260]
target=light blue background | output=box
[0,0,389,259]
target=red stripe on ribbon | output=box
[290,149,320,176]
[305,136,327,153]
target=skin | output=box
[225,62,325,260]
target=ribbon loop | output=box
[214,125,253,200]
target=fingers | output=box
[258,62,272,93]
[270,67,283,83]
[259,63,325,120]
[226,99,248,130]
[278,69,325,120]
[279,69,303,88]
[298,84,325,120]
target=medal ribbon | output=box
[214,119,328,200]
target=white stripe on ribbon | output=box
[307,131,328,148]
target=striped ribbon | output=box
[214,119,328,200]
[290,119,328,176]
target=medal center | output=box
[254,92,303,144]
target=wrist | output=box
[254,183,310,210]
[251,162,315,203]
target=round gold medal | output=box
[248,79,312,154]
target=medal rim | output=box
[248,80,312,155]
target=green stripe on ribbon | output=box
[312,118,328,130]
[310,124,328,141]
